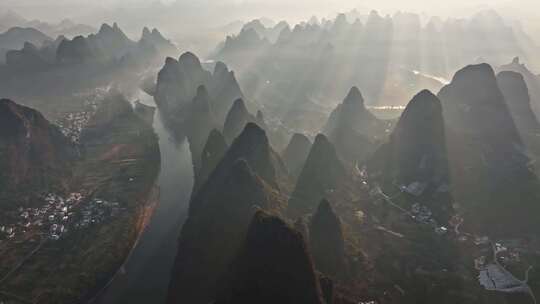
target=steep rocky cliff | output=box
[324,87,385,164]
[370,90,448,187]
[215,210,325,304]
[309,199,347,278]
[282,133,312,179]
[167,124,288,304]
[0,99,74,194]
[287,134,347,218]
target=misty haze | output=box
[1,1,540,304]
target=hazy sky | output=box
[2,0,539,42]
[2,0,538,21]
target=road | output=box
[0,237,47,304]
[374,186,414,218]
[0,238,47,285]
[374,184,537,303]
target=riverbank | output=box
[0,97,161,304]
[86,184,160,304]
[91,95,194,304]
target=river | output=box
[93,92,194,304]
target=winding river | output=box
[94,92,194,304]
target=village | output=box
[55,111,94,145]
[54,91,103,145]
[0,192,125,245]
[364,176,539,302]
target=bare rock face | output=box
[370,90,448,186]
[215,210,325,304]
[309,199,347,278]
[0,99,74,192]
[282,133,312,179]
[287,134,346,218]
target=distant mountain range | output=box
[0,22,177,116]
[0,26,51,51]
[0,10,95,38]
[0,22,176,68]
[0,26,51,63]
[213,9,540,113]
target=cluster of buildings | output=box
[399,182,428,197]
[409,202,448,235]
[410,203,433,223]
[56,111,93,144]
[55,88,103,145]
[0,193,81,243]
[366,182,450,237]
[492,242,524,266]
[43,192,83,240]
[0,192,124,244]
[75,198,123,229]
